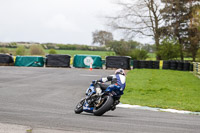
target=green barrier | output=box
[73,54,102,69]
[15,56,44,67]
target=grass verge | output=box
[44,49,115,59]
[122,69,200,112]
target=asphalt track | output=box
[0,66,200,133]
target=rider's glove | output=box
[92,80,97,84]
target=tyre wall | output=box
[46,54,71,67]
[0,54,14,66]
[106,56,131,70]
[132,60,159,69]
[15,56,44,67]
[73,54,102,69]
[162,61,192,71]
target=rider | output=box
[93,68,126,110]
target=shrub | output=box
[0,47,9,54]
[157,38,180,60]
[30,45,45,55]
[128,49,149,60]
[16,45,26,55]
[49,49,57,54]
[106,40,141,56]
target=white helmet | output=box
[115,68,125,75]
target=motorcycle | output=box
[74,81,123,116]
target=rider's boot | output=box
[111,100,120,111]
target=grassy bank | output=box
[6,48,114,59]
[122,69,200,112]
[44,49,115,59]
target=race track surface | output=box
[0,67,200,133]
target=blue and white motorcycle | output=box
[74,81,123,116]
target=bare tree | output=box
[109,0,163,60]
[92,30,113,46]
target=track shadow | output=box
[76,112,122,118]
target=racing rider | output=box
[93,68,126,110]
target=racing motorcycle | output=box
[74,81,123,116]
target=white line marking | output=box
[117,103,200,115]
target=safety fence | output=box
[0,54,195,72]
[193,62,200,75]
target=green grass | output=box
[122,69,200,112]
[7,48,114,59]
[44,49,115,59]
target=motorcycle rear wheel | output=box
[74,99,84,114]
[93,96,114,116]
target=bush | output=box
[128,49,149,60]
[0,47,9,54]
[157,38,180,60]
[49,49,57,54]
[106,40,141,56]
[16,45,26,55]
[30,45,45,55]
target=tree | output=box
[16,45,26,55]
[128,49,149,60]
[197,49,200,61]
[49,49,57,54]
[157,38,180,60]
[141,43,156,53]
[109,0,163,60]
[92,30,113,46]
[106,40,141,56]
[187,5,200,61]
[161,0,200,61]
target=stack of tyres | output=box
[147,61,153,69]
[73,55,102,69]
[46,54,71,67]
[133,60,140,69]
[162,61,170,69]
[0,54,14,66]
[183,62,190,71]
[140,61,147,69]
[15,56,44,67]
[153,61,160,69]
[190,63,194,71]
[106,56,131,70]
[132,60,160,69]
[170,61,177,70]
[177,61,184,71]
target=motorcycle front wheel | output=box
[74,99,85,114]
[93,96,114,116]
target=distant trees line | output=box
[0,42,109,51]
